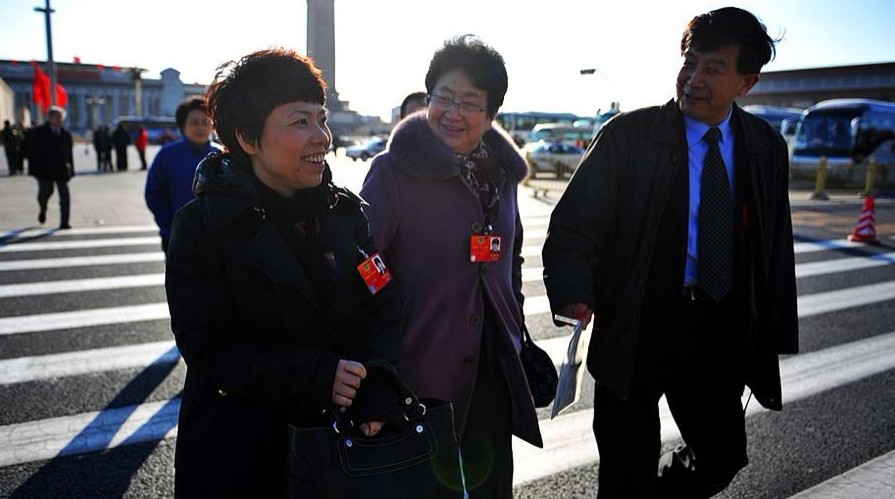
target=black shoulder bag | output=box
[286,359,465,498]
[520,324,559,408]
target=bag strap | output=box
[331,359,425,432]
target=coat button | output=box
[469,314,481,325]
[217,389,228,397]
[463,355,475,364]
[471,221,483,233]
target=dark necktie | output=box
[698,127,733,302]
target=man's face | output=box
[676,44,759,125]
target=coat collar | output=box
[386,114,528,183]
[648,98,774,154]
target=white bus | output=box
[790,99,895,181]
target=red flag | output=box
[73,56,81,64]
[31,62,51,113]
[55,82,68,108]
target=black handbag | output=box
[520,324,558,407]
[286,359,464,498]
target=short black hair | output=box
[400,91,427,119]
[206,48,327,165]
[681,7,778,74]
[424,35,507,118]
[175,97,207,132]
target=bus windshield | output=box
[793,108,860,158]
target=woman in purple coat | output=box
[361,34,541,498]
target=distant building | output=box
[0,59,205,136]
[0,57,385,139]
[739,61,895,109]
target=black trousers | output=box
[460,303,514,499]
[593,291,748,499]
[37,179,70,226]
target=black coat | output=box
[543,100,798,411]
[166,152,404,498]
[27,123,73,182]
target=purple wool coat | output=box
[361,114,542,447]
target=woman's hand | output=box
[332,360,367,407]
[359,421,384,437]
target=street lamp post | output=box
[34,0,57,108]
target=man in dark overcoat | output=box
[542,7,798,498]
[28,107,75,229]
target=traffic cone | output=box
[847,195,880,244]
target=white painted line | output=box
[796,252,895,278]
[0,252,164,272]
[0,399,180,467]
[0,225,158,240]
[0,273,164,298]
[793,240,865,254]
[520,238,871,261]
[524,252,895,283]
[2,276,894,337]
[0,236,161,253]
[513,331,895,486]
[0,303,170,336]
[0,341,180,385]
[787,449,895,498]
[797,281,895,317]
[4,330,893,474]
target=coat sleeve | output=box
[513,209,525,315]
[165,203,340,410]
[768,135,799,354]
[360,156,401,256]
[542,122,625,318]
[144,150,174,235]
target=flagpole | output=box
[34,0,57,108]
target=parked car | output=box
[346,137,387,161]
[526,141,586,178]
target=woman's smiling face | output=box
[238,100,332,196]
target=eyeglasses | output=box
[427,94,486,117]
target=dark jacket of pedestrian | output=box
[166,152,404,497]
[28,121,74,182]
[112,124,130,170]
[542,99,798,410]
[361,113,542,447]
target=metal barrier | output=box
[791,156,894,197]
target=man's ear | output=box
[235,130,257,154]
[737,74,760,97]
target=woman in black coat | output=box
[165,48,404,498]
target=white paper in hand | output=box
[551,314,591,418]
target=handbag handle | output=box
[331,359,425,433]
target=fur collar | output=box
[385,113,527,182]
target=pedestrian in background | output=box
[112,123,130,171]
[542,7,798,498]
[144,97,221,253]
[27,106,74,229]
[361,34,541,498]
[135,125,149,170]
[165,47,403,498]
[2,120,24,175]
[398,91,427,120]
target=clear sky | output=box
[2,0,894,121]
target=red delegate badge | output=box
[357,252,392,295]
[470,235,501,263]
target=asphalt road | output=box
[0,146,894,498]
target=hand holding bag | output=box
[286,359,464,498]
[520,324,559,408]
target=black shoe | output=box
[38,212,46,224]
[58,224,71,230]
